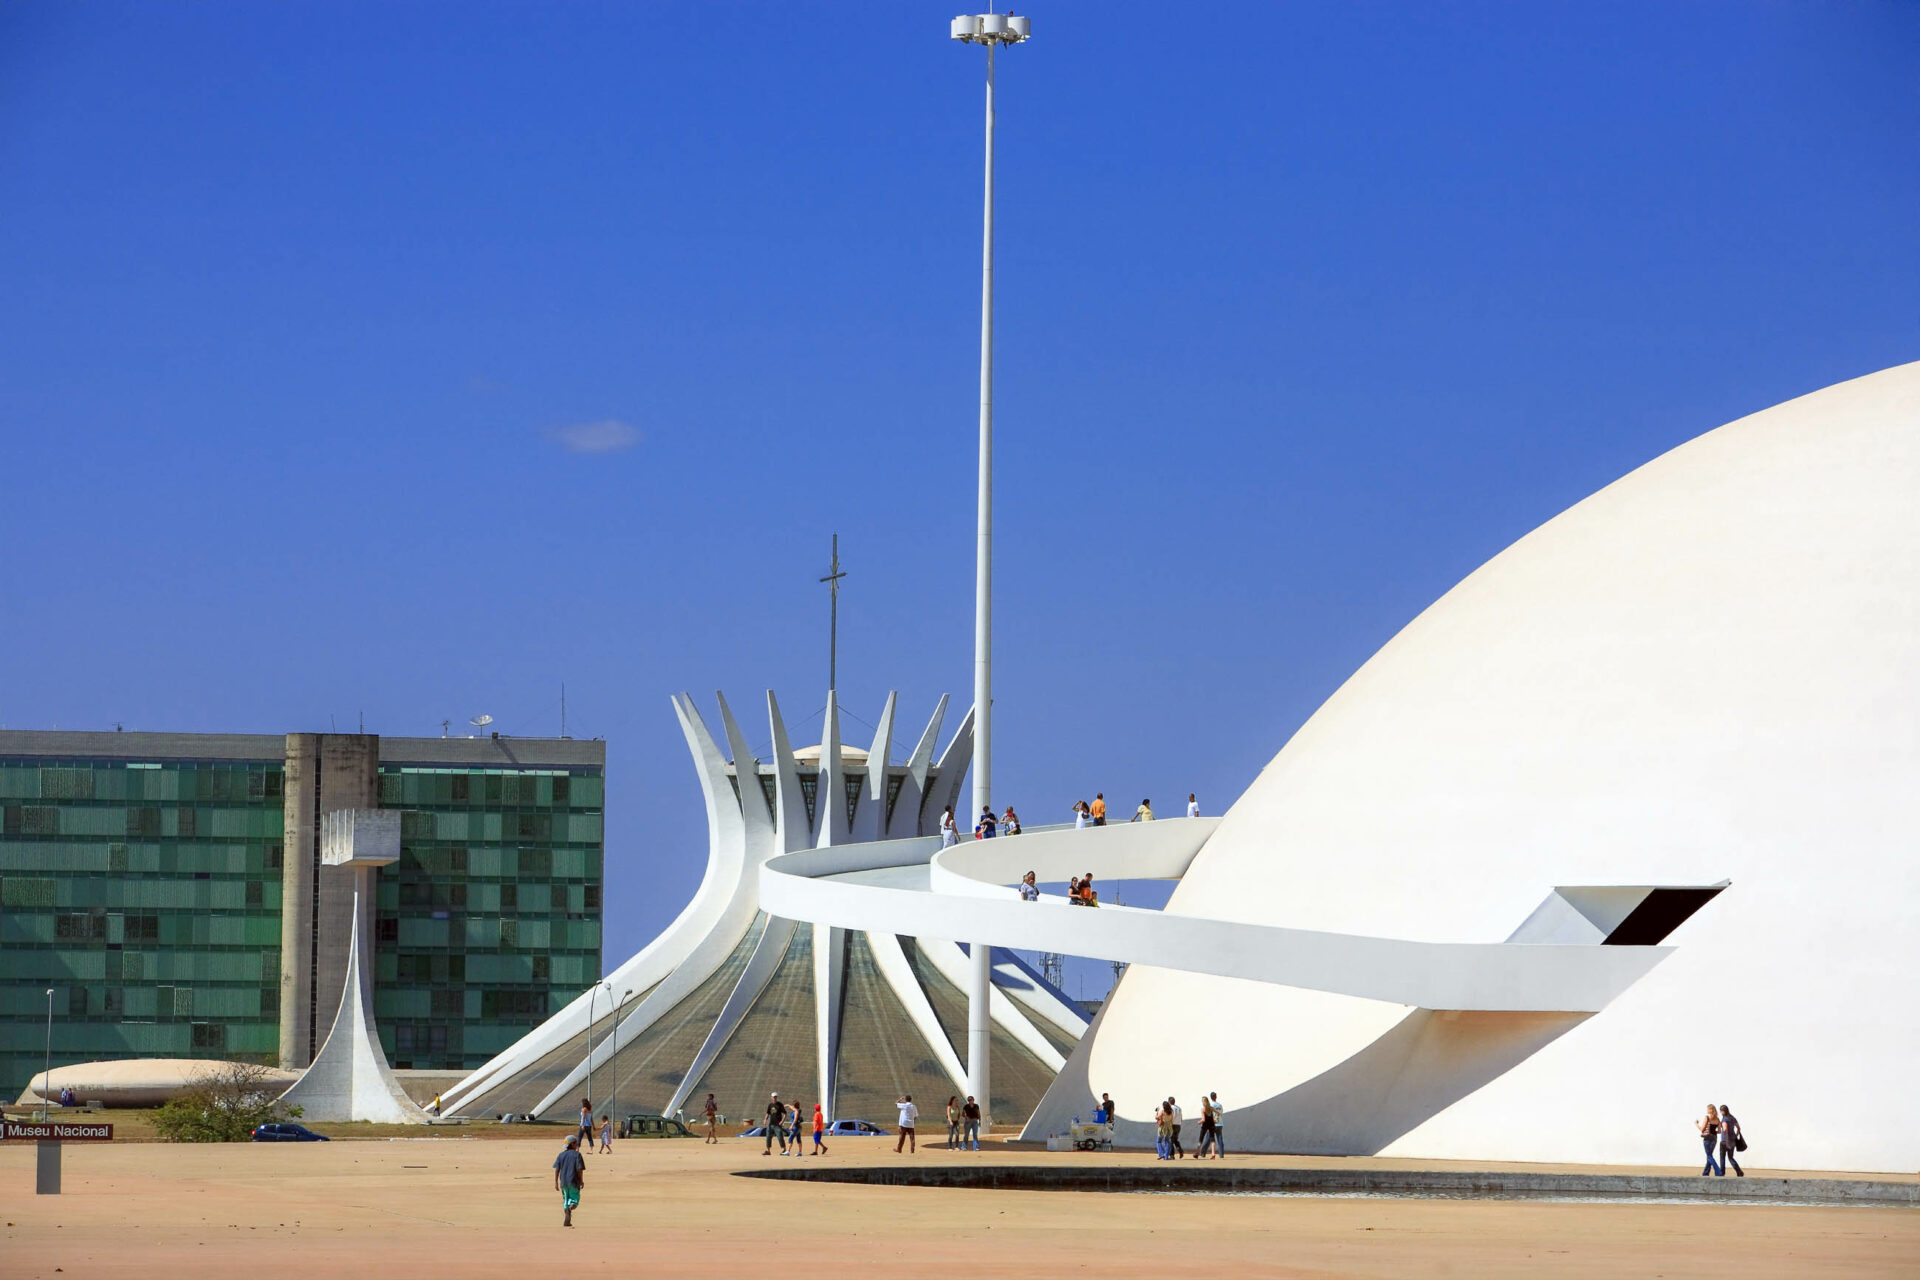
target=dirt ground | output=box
[3,1134,1915,1279]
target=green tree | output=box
[153,1062,303,1142]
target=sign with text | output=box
[4,1121,113,1141]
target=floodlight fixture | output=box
[950,12,1031,44]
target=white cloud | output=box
[547,419,640,454]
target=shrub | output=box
[152,1062,303,1143]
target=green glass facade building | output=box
[0,730,604,1100]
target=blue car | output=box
[251,1122,329,1142]
[737,1119,889,1138]
[825,1119,888,1137]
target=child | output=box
[553,1135,586,1227]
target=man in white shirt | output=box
[1169,1097,1184,1158]
[893,1094,919,1154]
[1187,793,1199,818]
[1208,1092,1226,1159]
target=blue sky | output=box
[3,2,1915,1000]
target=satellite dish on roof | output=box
[470,715,493,728]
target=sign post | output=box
[3,1121,114,1195]
[38,1139,59,1195]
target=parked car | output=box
[251,1122,329,1142]
[621,1114,696,1139]
[825,1119,888,1137]
[737,1119,888,1138]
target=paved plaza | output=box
[4,1135,1914,1279]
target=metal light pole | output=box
[583,982,601,1118]
[950,9,1030,1133]
[607,987,632,1136]
[42,988,54,1121]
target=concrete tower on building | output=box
[278,733,381,1070]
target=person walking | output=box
[1195,1095,1216,1158]
[894,1095,919,1154]
[553,1135,586,1227]
[1186,793,1199,819]
[1131,798,1155,823]
[1718,1105,1745,1177]
[1018,871,1039,902]
[786,1101,804,1155]
[1168,1096,1184,1157]
[1090,794,1107,826]
[1697,1104,1724,1176]
[598,1113,613,1154]
[763,1092,788,1155]
[939,805,958,849]
[963,1095,982,1150]
[577,1098,595,1149]
[704,1093,719,1144]
[1001,804,1021,835]
[812,1102,828,1155]
[1073,800,1090,829]
[946,1096,962,1149]
[1208,1092,1226,1158]
[975,807,998,839]
[1154,1102,1173,1160]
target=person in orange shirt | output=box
[1089,794,1106,826]
[812,1103,828,1155]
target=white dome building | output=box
[1088,361,1920,1171]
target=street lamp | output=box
[949,8,1031,1136]
[42,988,54,1121]
[583,979,614,1119]
[607,988,633,1137]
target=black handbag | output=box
[1735,1134,1748,1153]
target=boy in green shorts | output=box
[553,1134,586,1226]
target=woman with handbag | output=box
[1696,1103,1724,1176]
[1718,1104,1746,1177]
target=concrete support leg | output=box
[966,943,992,1132]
